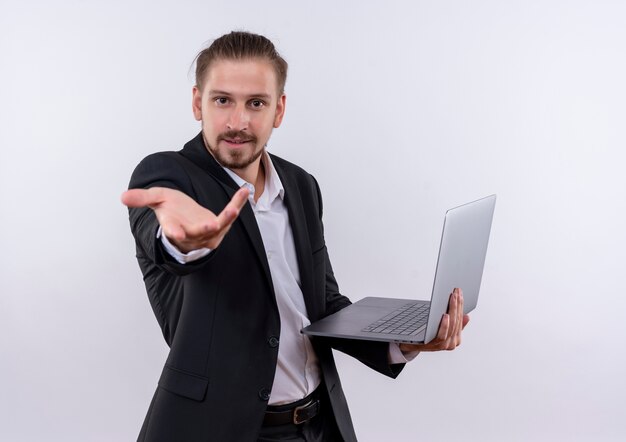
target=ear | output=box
[273,93,286,128]
[192,86,203,121]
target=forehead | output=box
[202,58,279,97]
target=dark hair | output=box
[195,31,288,93]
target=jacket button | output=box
[268,336,279,348]
[259,388,271,401]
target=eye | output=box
[249,99,265,109]
[214,97,229,105]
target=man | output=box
[122,31,469,441]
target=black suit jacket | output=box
[128,133,404,441]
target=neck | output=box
[232,155,263,186]
[232,155,265,203]
[254,160,265,203]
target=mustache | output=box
[217,130,257,143]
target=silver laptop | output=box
[302,194,496,344]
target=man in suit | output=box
[122,31,469,441]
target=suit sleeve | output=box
[311,176,405,379]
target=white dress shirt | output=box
[158,151,416,405]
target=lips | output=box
[217,131,256,148]
[223,138,252,145]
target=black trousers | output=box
[257,388,343,442]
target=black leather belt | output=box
[263,391,321,426]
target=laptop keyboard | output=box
[361,302,429,335]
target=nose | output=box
[226,104,250,131]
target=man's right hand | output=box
[121,187,249,253]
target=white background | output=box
[2,1,625,441]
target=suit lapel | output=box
[273,159,322,321]
[180,133,274,294]
[216,184,275,295]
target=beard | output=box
[203,130,264,170]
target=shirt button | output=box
[259,388,271,401]
[268,336,279,348]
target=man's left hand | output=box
[399,288,470,353]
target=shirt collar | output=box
[222,151,285,202]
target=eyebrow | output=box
[208,90,272,100]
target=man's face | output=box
[192,58,286,173]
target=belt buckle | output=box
[293,400,314,425]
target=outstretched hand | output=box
[400,288,470,353]
[121,186,249,253]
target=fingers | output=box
[417,288,470,352]
[435,313,450,343]
[174,187,249,250]
[444,289,459,339]
[452,289,464,348]
[457,289,465,335]
[434,289,463,350]
[160,216,186,243]
[122,186,250,252]
[425,312,453,351]
[121,188,165,208]
[462,314,470,329]
[215,187,250,229]
[454,288,463,337]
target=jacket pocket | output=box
[158,364,209,401]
